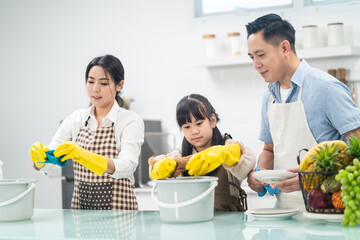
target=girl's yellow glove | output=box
[54,141,107,176]
[149,158,177,180]
[30,142,50,168]
[186,143,241,177]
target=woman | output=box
[30,55,144,210]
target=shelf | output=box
[196,45,360,68]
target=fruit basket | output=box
[297,148,345,214]
[298,171,344,214]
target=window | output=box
[194,0,358,17]
[304,0,356,6]
[194,0,293,17]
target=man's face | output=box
[247,31,286,83]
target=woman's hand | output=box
[30,142,50,168]
[270,167,300,192]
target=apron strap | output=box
[84,116,91,127]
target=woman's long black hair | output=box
[85,54,125,107]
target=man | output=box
[246,13,360,208]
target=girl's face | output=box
[86,66,123,110]
[181,113,217,152]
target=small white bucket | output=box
[0,178,37,221]
[151,176,218,223]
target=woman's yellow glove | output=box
[30,142,50,168]
[149,158,177,180]
[54,141,107,176]
[186,143,241,177]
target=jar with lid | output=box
[203,34,216,58]
[302,25,319,49]
[327,22,344,47]
[227,32,241,56]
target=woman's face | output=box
[181,113,216,152]
[86,66,123,110]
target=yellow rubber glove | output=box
[54,141,107,176]
[149,158,177,180]
[30,142,50,168]
[186,143,241,177]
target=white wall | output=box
[0,0,359,208]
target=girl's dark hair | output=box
[85,54,125,107]
[176,94,225,157]
[246,13,296,53]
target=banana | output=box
[299,140,347,171]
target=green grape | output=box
[341,177,349,185]
[352,180,358,186]
[335,174,341,181]
[357,218,360,225]
[346,165,355,172]
[348,173,354,182]
[354,186,360,193]
[349,221,356,227]
[354,171,359,177]
[353,158,360,167]
[357,176,360,184]
[342,218,349,226]
[356,193,360,200]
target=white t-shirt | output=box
[42,102,144,183]
[280,87,291,103]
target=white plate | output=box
[303,211,344,222]
[245,211,300,221]
[247,208,300,215]
[252,170,297,184]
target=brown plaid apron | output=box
[71,116,138,210]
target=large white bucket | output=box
[151,176,218,223]
[0,178,37,221]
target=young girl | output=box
[30,55,144,210]
[149,94,256,211]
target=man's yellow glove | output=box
[149,158,177,180]
[186,143,241,177]
[30,142,50,168]
[54,141,107,176]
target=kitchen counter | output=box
[0,209,359,239]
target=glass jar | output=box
[227,32,241,56]
[203,34,216,58]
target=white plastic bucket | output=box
[0,178,37,221]
[151,176,218,223]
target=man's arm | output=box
[345,127,360,138]
[247,143,274,192]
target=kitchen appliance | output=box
[151,176,218,223]
[0,178,37,221]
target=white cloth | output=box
[267,67,317,210]
[41,102,144,182]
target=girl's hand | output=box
[186,143,241,177]
[149,158,176,179]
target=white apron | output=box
[267,68,317,210]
